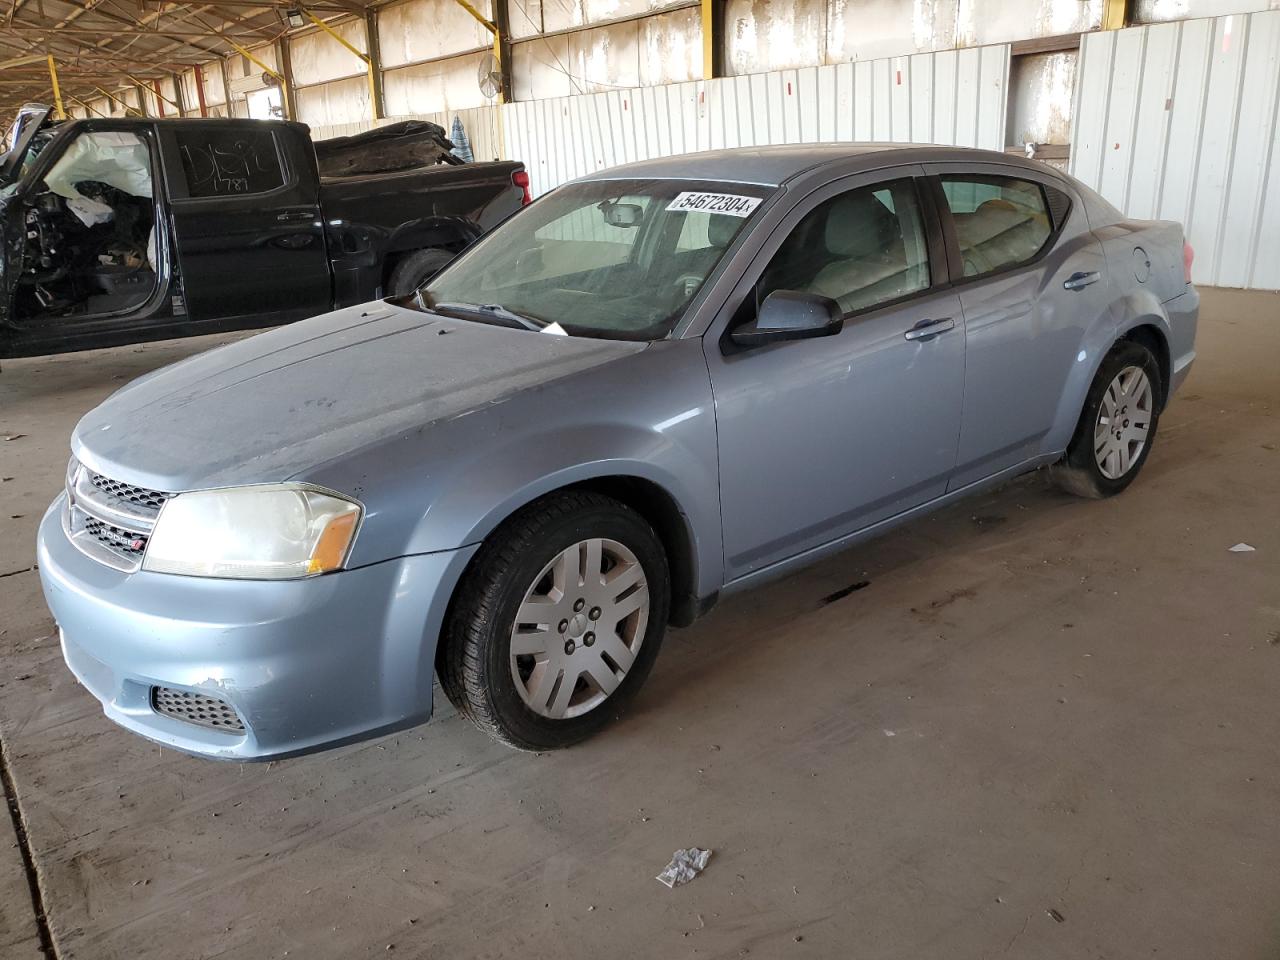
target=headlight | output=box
[142,484,362,580]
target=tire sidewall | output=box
[388,248,455,297]
[477,504,670,749]
[1067,340,1163,495]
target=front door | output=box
[157,121,331,325]
[707,172,966,582]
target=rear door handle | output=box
[904,317,955,342]
[276,210,314,223]
[1063,270,1101,291]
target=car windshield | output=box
[418,178,773,341]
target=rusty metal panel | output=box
[504,43,1008,197]
[1071,11,1280,289]
[1007,51,1076,148]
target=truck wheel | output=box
[1052,339,1162,498]
[438,491,671,751]
[387,248,455,297]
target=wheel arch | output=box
[1117,320,1171,409]
[449,467,708,631]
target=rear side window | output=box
[759,179,931,315]
[175,127,285,198]
[940,175,1052,278]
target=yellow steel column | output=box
[47,55,66,119]
[1102,0,1128,31]
[302,9,382,119]
[702,0,714,80]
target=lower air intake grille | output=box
[152,687,245,734]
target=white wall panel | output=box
[504,43,1009,197]
[1072,12,1280,289]
[383,52,493,114]
[296,74,371,127]
[290,17,368,87]
[378,0,492,68]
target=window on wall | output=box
[939,175,1053,278]
[175,127,285,198]
[758,179,931,315]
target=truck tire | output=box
[1052,339,1162,498]
[387,247,456,297]
[438,491,671,751]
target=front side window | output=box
[940,175,1052,278]
[175,127,284,197]
[758,179,931,315]
[421,179,771,341]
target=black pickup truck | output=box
[0,105,528,357]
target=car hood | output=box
[72,301,646,492]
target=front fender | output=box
[301,339,725,600]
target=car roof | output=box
[576,142,1036,188]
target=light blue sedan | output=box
[37,144,1198,758]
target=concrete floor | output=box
[0,287,1277,960]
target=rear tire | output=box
[1052,339,1162,498]
[387,247,456,297]
[439,491,671,751]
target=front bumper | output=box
[37,496,477,760]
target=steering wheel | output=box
[672,273,705,301]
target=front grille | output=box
[83,517,149,555]
[65,459,171,571]
[87,473,172,511]
[152,687,246,734]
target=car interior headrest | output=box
[824,191,897,259]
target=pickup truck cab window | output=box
[421,178,773,341]
[939,174,1053,278]
[174,127,285,198]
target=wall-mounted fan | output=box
[478,53,501,100]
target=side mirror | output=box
[730,290,843,348]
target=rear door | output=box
[157,121,331,325]
[922,163,1111,488]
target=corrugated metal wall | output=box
[1071,11,1280,289]
[503,44,1009,196]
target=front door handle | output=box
[1063,270,1101,291]
[276,210,314,223]
[904,317,955,342]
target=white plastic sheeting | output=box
[383,52,494,115]
[511,5,702,100]
[378,0,493,68]
[296,75,372,127]
[504,44,1009,196]
[290,17,368,87]
[1071,11,1280,289]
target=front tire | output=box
[439,492,671,750]
[1053,339,1162,498]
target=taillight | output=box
[512,170,532,206]
[1183,241,1194,284]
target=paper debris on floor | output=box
[1228,543,1256,553]
[656,847,712,888]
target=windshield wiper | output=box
[432,300,546,333]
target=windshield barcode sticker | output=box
[665,192,762,217]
